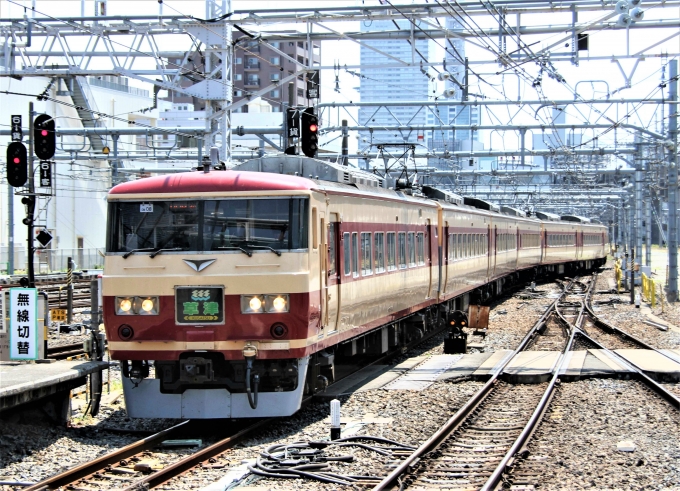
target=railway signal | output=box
[300,107,318,158]
[6,141,28,187]
[34,113,56,160]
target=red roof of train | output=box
[108,170,315,195]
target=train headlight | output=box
[241,294,289,313]
[139,297,159,315]
[116,297,134,315]
[267,295,290,313]
[115,296,159,315]
[241,295,265,313]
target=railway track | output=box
[373,277,585,490]
[26,288,461,490]
[46,342,87,360]
[505,277,680,489]
[22,419,271,491]
[35,276,657,491]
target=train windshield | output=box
[107,197,308,253]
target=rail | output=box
[23,421,191,491]
[373,278,577,490]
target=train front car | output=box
[103,171,318,419]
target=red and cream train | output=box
[102,155,607,418]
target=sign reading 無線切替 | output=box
[9,288,38,360]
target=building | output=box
[358,19,430,167]
[233,37,320,112]
[162,35,320,115]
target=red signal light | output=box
[13,157,20,164]
[309,124,318,133]
[41,129,48,136]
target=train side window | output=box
[398,232,407,268]
[312,207,318,249]
[351,233,359,277]
[374,232,385,273]
[329,223,336,276]
[387,232,397,271]
[343,232,350,276]
[447,234,452,260]
[416,232,424,265]
[361,232,372,276]
[408,232,416,266]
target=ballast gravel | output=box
[2,271,680,490]
[519,378,680,490]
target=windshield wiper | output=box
[217,246,253,257]
[149,247,183,258]
[246,245,282,256]
[122,248,155,259]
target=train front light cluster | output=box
[115,296,159,315]
[240,294,290,314]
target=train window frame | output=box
[387,232,397,271]
[312,207,318,250]
[351,232,359,277]
[398,232,407,269]
[328,223,337,276]
[343,232,350,276]
[408,232,416,266]
[416,232,425,265]
[374,232,385,273]
[361,232,373,276]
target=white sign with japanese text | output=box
[9,288,38,360]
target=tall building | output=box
[233,37,320,112]
[358,19,430,163]
[162,36,320,115]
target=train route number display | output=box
[175,286,224,324]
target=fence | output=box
[0,248,104,274]
[36,248,105,273]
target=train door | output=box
[493,225,498,277]
[325,213,340,333]
[443,221,449,295]
[514,227,520,270]
[539,224,545,263]
[486,224,492,280]
[424,219,432,298]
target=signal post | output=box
[6,104,55,288]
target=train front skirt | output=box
[121,356,310,418]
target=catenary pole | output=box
[668,60,678,301]
[27,102,35,288]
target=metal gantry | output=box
[0,0,679,296]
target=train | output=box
[102,155,607,418]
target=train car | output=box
[102,155,607,419]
